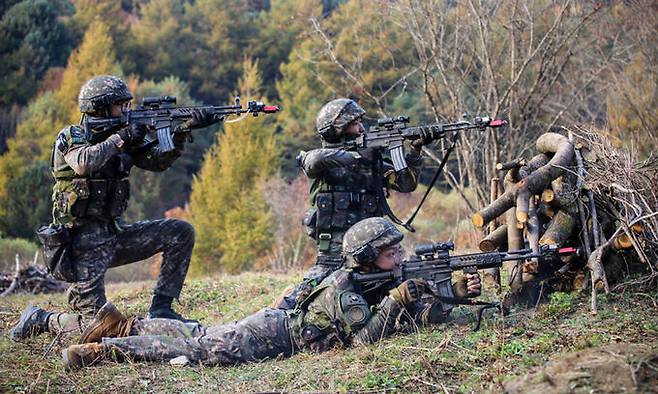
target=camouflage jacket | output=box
[291,268,447,352]
[50,125,186,226]
[300,146,423,244]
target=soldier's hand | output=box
[186,108,214,129]
[411,126,433,150]
[390,279,427,305]
[116,123,147,145]
[453,273,482,299]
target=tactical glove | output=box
[389,279,427,305]
[452,272,482,299]
[116,123,147,145]
[411,126,434,150]
[185,108,215,129]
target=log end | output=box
[479,240,496,252]
[541,189,555,203]
[612,233,633,250]
[516,211,528,224]
[472,213,485,228]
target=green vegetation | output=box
[1,272,656,392]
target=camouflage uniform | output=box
[42,76,195,335]
[276,99,423,309]
[87,218,450,366]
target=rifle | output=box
[83,96,280,152]
[352,242,579,302]
[325,115,507,171]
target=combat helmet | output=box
[315,98,365,143]
[78,75,133,115]
[342,217,403,268]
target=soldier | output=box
[11,75,215,341]
[275,98,432,309]
[62,217,480,370]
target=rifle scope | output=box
[414,241,455,256]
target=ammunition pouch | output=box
[302,207,317,238]
[36,224,75,282]
[313,190,381,235]
[107,178,130,218]
[53,177,130,225]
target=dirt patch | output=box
[504,342,658,393]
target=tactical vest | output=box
[306,153,384,241]
[51,125,131,227]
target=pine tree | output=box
[189,59,279,275]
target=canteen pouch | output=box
[36,224,75,282]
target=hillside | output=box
[1,271,656,393]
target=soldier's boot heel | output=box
[79,302,134,344]
[10,305,51,341]
[63,343,106,371]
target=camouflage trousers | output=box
[44,218,194,336]
[102,308,296,365]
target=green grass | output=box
[1,271,656,393]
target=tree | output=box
[54,20,122,124]
[0,92,60,220]
[189,59,279,274]
[0,161,52,239]
[0,0,74,106]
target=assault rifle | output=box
[325,115,507,171]
[83,96,280,152]
[352,242,578,300]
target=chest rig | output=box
[51,126,132,227]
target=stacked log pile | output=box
[473,128,658,311]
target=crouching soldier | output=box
[62,217,480,370]
[10,75,215,342]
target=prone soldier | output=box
[11,75,215,341]
[61,217,481,369]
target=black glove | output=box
[116,123,148,145]
[411,126,434,149]
[389,279,427,305]
[185,108,214,129]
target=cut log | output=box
[541,189,555,204]
[611,233,633,250]
[539,209,577,246]
[496,158,526,171]
[488,177,500,233]
[524,197,540,279]
[479,224,508,252]
[537,201,555,219]
[518,154,551,179]
[515,133,575,223]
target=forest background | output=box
[0,0,655,279]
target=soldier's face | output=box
[343,118,365,136]
[110,100,131,117]
[373,244,402,271]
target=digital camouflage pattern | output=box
[86,265,449,366]
[78,75,132,114]
[342,217,404,268]
[102,308,295,365]
[67,219,194,316]
[315,98,365,143]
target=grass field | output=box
[1,271,656,393]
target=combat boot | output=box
[79,302,135,344]
[62,343,106,371]
[10,305,52,341]
[148,294,197,323]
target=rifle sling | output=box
[378,133,459,232]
